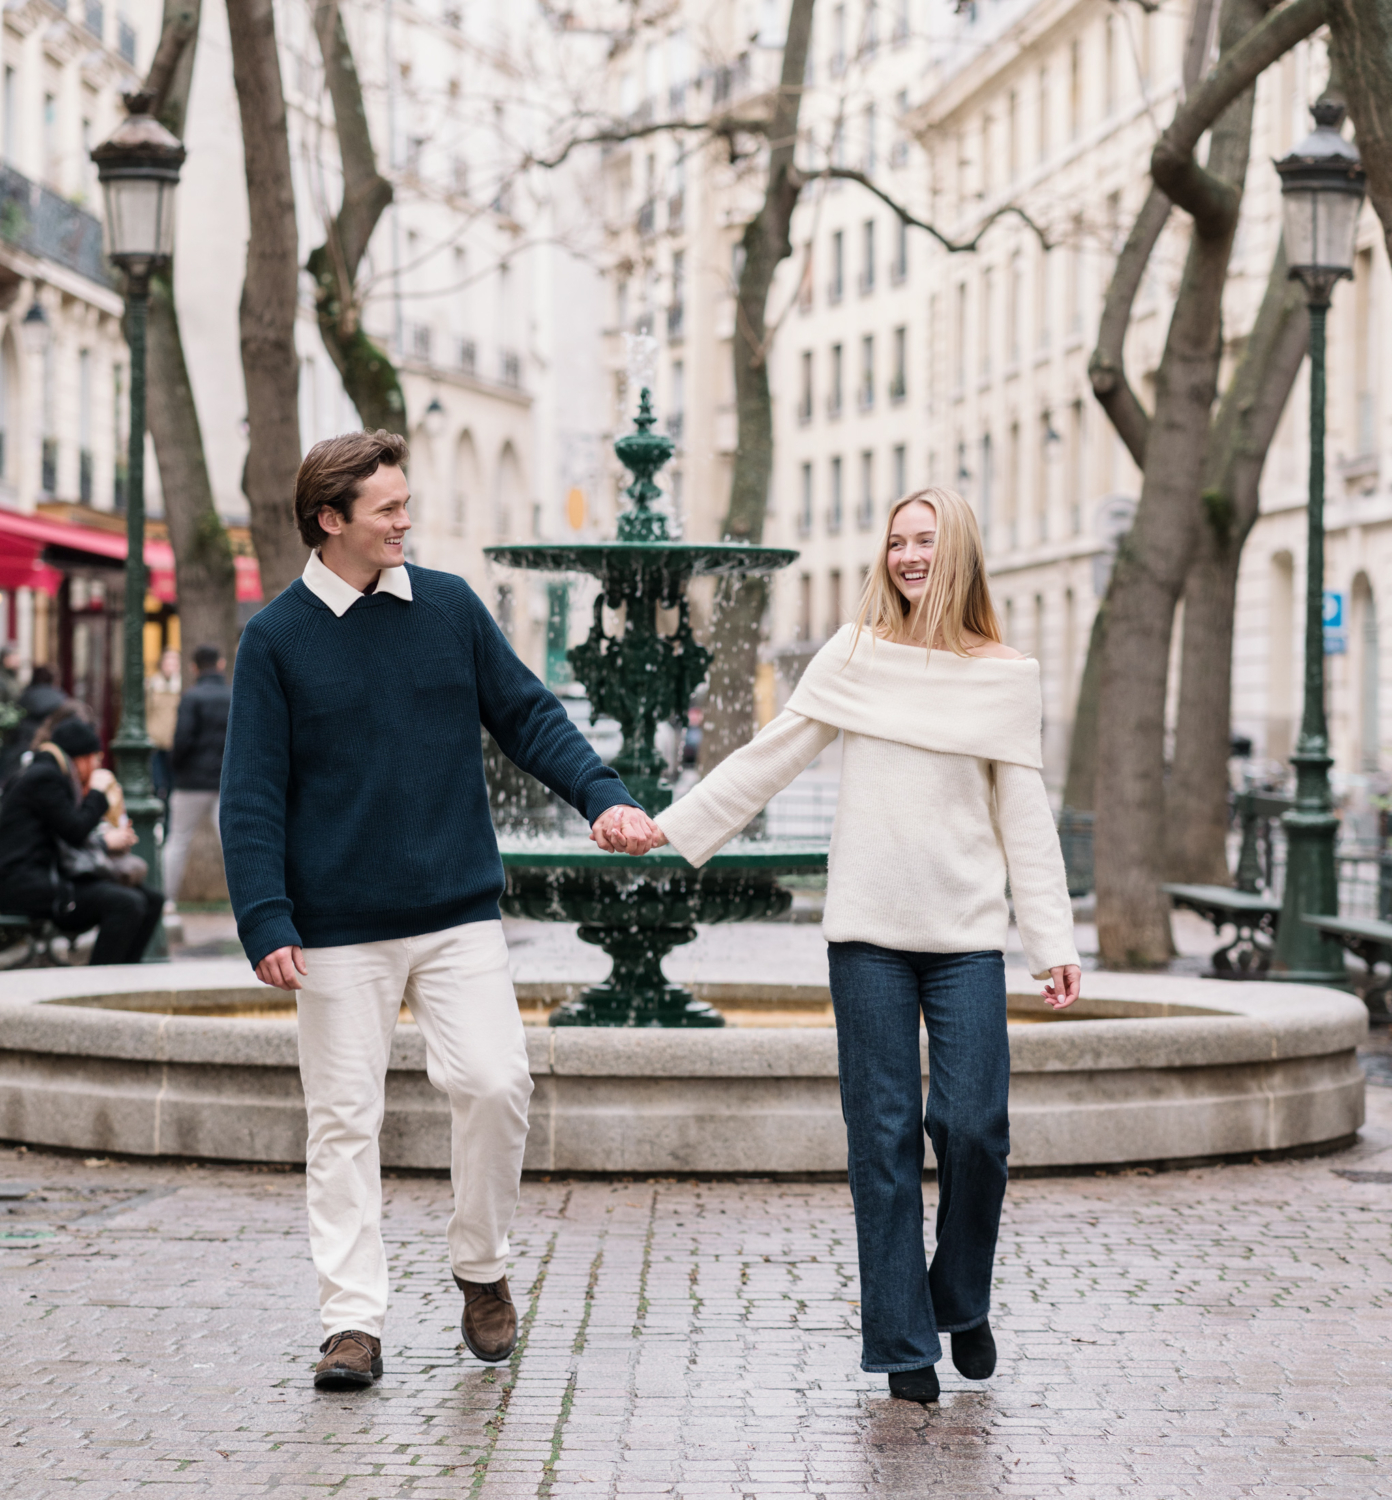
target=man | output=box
[0,717,163,964]
[162,644,230,907]
[220,430,660,1393]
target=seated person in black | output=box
[0,718,163,964]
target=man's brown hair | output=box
[294,429,409,548]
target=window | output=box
[43,94,57,185]
[891,90,909,167]
[1069,398,1085,534]
[828,569,843,634]
[799,462,813,537]
[954,282,968,393]
[1067,216,1084,337]
[893,0,909,45]
[891,216,908,282]
[890,326,906,402]
[859,334,875,410]
[1007,420,1020,548]
[1008,90,1018,183]
[1356,247,1376,454]
[1069,39,1082,141]
[668,360,684,441]
[1037,67,1050,165]
[2,68,14,166]
[981,113,993,199]
[830,4,846,76]
[1037,410,1055,541]
[1036,248,1051,351]
[829,343,844,417]
[1009,251,1022,367]
[798,350,814,424]
[857,450,875,529]
[1105,15,1117,116]
[980,431,994,547]
[113,362,127,509]
[859,219,875,295]
[78,350,93,504]
[980,268,993,380]
[829,456,843,532]
[865,0,879,54]
[829,229,844,302]
[864,103,876,174]
[799,573,813,640]
[892,443,906,500]
[927,292,939,412]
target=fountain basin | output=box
[0,961,1365,1172]
[499,841,829,1027]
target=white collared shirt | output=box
[301,548,414,618]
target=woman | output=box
[652,488,1081,1403]
[0,717,164,964]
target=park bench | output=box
[1303,873,1392,1017]
[1160,791,1291,977]
[0,912,67,969]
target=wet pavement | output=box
[2,1069,1390,1499]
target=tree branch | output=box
[526,110,775,171]
[143,4,198,115]
[1154,0,1328,185]
[1089,185,1170,467]
[792,166,1052,251]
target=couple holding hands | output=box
[221,430,1080,1403]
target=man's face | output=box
[319,463,412,571]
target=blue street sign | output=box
[1324,590,1347,655]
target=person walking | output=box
[0,717,163,963]
[145,647,182,803]
[650,488,1081,1404]
[162,645,230,908]
[219,429,660,1393]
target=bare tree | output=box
[225,0,305,599]
[141,0,238,671]
[1064,0,1328,962]
[305,0,404,436]
[699,0,817,772]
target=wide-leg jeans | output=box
[827,943,1010,1372]
[295,919,533,1339]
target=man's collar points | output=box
[302,550,413,618]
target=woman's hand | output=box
[1042,964,1081,1010]
[590,805,663,855]
[101,824,137,853]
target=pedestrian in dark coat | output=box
[163,644,231,905]
[0,718,163,963]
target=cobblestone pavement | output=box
[2,1079,1390,1498]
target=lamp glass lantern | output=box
[90,92,186,278]
[1275,101,1366,292]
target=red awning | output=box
[0,507,262,603]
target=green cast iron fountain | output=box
[485,389,826,1027]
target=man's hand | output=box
[590,805,663,856]
[256,945,307,991]
[1042,964,1082,1010]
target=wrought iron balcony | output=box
[0,164,110,287]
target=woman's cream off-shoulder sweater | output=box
[656,625,1079,978]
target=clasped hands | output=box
[590,804,667,856]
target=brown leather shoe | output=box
[314,1330,382,1390]
[454,1274,517,1362]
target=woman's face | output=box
[886,500,937,606]
[161,650,180,678]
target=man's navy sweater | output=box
[219,563,639,968]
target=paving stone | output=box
[1,1080,1391,1497]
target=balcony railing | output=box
[826,505,843,536]
[0,164,110,287]
[826,391,843,420]
[858,268,875,296]
[797,396,813,426]
[457,337,477,374]
[666,411,684,442]
[889,372,906,403]
[856,498,876,531]
[858,380,874,411]
[827,277,844,305]
[500,350,521,388]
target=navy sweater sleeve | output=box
[464,589,642,823]
[219,621,300,967]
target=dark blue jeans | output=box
[827,943,1010,1372]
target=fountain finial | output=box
[614,387,674,542]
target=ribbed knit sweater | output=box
[220,564,639,968]
[657,625,1079,978]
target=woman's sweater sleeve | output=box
[994,761,1080,978]
[657,710,837,867]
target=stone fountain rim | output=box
[0,959,1367,1077]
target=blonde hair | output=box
[851,486,1002,656]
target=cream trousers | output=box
[295,919,532,1338]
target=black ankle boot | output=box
[887,1365,940,1403]
[950,1320,996,1379]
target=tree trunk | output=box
[140,0,238,671]
[146,271,238,669]
[306,0,404,436]
[1328,0,1392,263]
[699,0,816,773]
[1164,242,1308,881]
[226,0,305,598]
[1062,601,1106,813]
[1094,0,1262,965]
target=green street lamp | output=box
[1270,102,1366,984]
[91,92,185,959]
